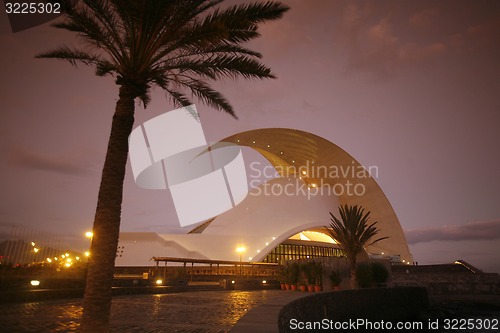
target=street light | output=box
[33,247,39,263]
[236,247,246,275]
[85,231,93,261]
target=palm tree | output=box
[325,204,388,288]
[36,1,288,332]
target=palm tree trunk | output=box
[349,258,357,289]
[349,266,357,289]
[79,85,136,333]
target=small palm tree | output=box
[36,1,288,332]
[325,204,388,288]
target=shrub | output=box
[355,262,390,288]
[371,262,389,285]
[356,262,373,288]
[329,270,341,286]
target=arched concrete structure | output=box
[116,128,413,266]
[205,128,412,263]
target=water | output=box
[0,290,281,332]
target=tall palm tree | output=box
[325,204,388,288]
[36,1,288,332]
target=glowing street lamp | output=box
[33,247,39,263]
[85,231,93,261]
[236,247,246,275]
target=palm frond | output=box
[165,89,193,108]
[52,5,125,65]
[35,46,110,68]
[37,0,289,111]
[83,0,126,55]
[217,1,290,24]
[325,205,388,262]
[151,1,288,65]
[174,76,235,117]
[162,55,274,80]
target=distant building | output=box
[0,226,78,266]
[116,129,413,267]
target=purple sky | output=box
[1,0,499,272]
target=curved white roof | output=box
[208,128,413,263]
[116,128,413,266]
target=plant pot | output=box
[291,284,297,291]
[333,285,341,291]
[285,284,291,290]
[307,285,314,292]
[314,285,322,292]
[299,285,307,292]
[280,283,285,290]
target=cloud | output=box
[333,2,500,77]
[448,14,500,52]
[9,147,89,175]
[409,9,438,30]
[397,42,446,64]
[335,4,447,77]
[406,219,500,244]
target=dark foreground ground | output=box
[0,290,278,333]
[0,291,499,333]
[426,295,500,332]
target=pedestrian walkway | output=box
[0,289,309,333]
[230,290,310,333]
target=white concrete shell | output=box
[116,128,412,266]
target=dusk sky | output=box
[1,1,499,272]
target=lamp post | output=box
[85,231,93,261]
[33,247,39,264]
[31,242,39,264]
[236,247,245,275]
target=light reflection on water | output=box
[54,304,82,332]
[221,291,260,326]
[151,294,163,318]
[0,290,279,333]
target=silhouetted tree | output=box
[325,204,388,288]
[37,1,288,331]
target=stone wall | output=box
[391,263,500,295]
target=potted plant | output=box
[355,262,373,288]
[283,263,291,290]
[276,265,287,290]
[313,262,323,292]
[302,262,315,292]
[298,263,308,292]
[289,262,300,291]
[329,270,341,291]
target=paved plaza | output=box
[0,290,303,333]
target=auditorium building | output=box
[116,128,413,268]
